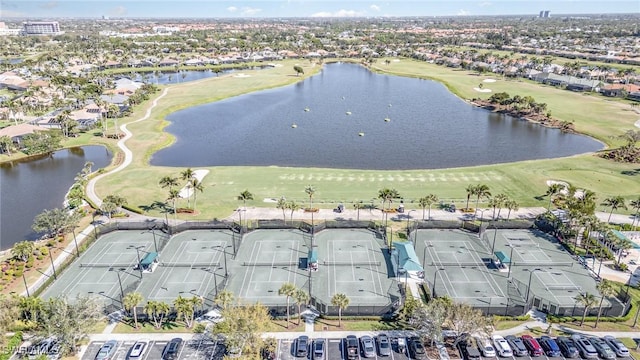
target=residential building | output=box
[22,21,63,35]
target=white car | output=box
[127,340,148,360]
[492,335,514,357]
[478,338,496,358]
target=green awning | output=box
[309,249,318,264]
[140,252,158,266]
[495,251,510,264]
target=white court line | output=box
[239,239,262,298]
[432,245,457,297]
[366,240,384,296]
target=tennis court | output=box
[39,230,159,306]
[135,230,233,308]
[415,229,613,315]
[312,229,399,313]
[224,229,310,305]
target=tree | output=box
[173,295,196,328]
[353,200,363,221]
[491,193,509,220]
[546,184,564,211]
[474,184,491,219]
[144,300,170,329]
[38,296,102,356]
[293,65,304,76]
[594,280,615,328]
[21,130,62,156]
[304,185,316,210]
[11,240,34,262]
[601,196,627,223]
[19,295,43,323]
[190,178,204,212]
[331,293,350,328]
[238,190,254,209]
[159,175,178,191]
[214,289,235,310]
[631,196,640,228]
[419,194,438,220]
[167,189,181,217]
[464,184,476,212]
[100,200,117,218]
[446,302,493,345]
[123,292,143,329]
[286,200,300,222]
[575,292,598,326]
[0,135,14,155]
[409,298,450,346]
[378,188,400,211]
[180,168,195,208]
[214,301,271,358]
[278,282,297,327]
[32,208,81,239]
[294,289,310,325]
[103,194,127,215]
[276,197,287,223]
[505,199,519,220]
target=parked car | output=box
[505,335,528,357]
[408,337,428,360]
[361,336,376,358]
[478,338,496,357]
[345,335,359,360]
[521,335,544,357]
[557,337,580,358]
[539,336,562,357]
[492,335,513,357]
[377,334,391,357]
[588,337,616,359]
[458,337,481,360]
[313,338,325,360]
[572,335,599,359]
[126,340,148,360]
[29,338,57,360]
[95,340,118,360]
[296,336,309,358]
[162,338,182,360]
[603,336,630,357]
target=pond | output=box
[0,146,112,250]
[130,65,273,85]
[150,62,602,170]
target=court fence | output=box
[309,281,402,317]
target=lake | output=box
[0,146,112,250]
[151,62,602,169]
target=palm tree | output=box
[474,184,491,220]
[304,185,316,210]
[505,199,519,220]
[601,196,627,223]
[11,241,34,262]
[0,135,13,155]
[103,194,127,215]
[276,197,287,223]
[238,190,254,209]
[331,293,350,328]
[294,289,310,325]
[286,201,300,223]
[493,193,509,219]
[123,292,144,329]
[190,178,204,212]
[419,194,438,220]
[465,184,476,211]
[575,292,598,326]
[378,188,400,211]
[214,289,235,309]
[278,282,297,327]
[353,201,363,221]
[167,189,181,218]
[595,280,615,328]
[159,175,179,191]
[19,296,43,323]
[173,295,195,328]
[180,168,195,208]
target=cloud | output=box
[478,1,492,7]
[0,9,25,17]
[39,1,59,10]
[311,9,366,17]
[457,9,470,15]
[370,4,380,11]
[109,6,127,16]
[226,6,237,12]
[240,6,262,16]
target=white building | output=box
[22,21,63,35]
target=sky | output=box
[0,0,638,19]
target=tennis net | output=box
[79,263,135,268]
[511,262,574,267]
[160,262,220,268]
[430,261,486,267]
[322,261,381,266]
[545,284,582,291]
[242,261,299,267]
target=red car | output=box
[521,335,544,357]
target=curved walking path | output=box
[86,88,169,207]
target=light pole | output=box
[525,268,543,305]
[22,272,30,297]
[72,227,80,258]
[92,212,98,239]
[150,226,158,253]
[311,209,315,248]
[48,250,57,280]
[507,245,515,279]
[218,246,228,277]
[406,210,416,236]
[129,245,144,278]
[432,268,445,299]
[110,268,125,307]
[490,221,498,256]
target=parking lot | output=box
[276,337,411,360]
[81,338,225,360]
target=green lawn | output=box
[67,58,640,220]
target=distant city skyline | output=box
[0,0,638,19]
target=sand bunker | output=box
[483,79,497,83]
[234,73,251,78]
[178,169,209,198]
[635,119,640,129]
[474,88,492,93]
